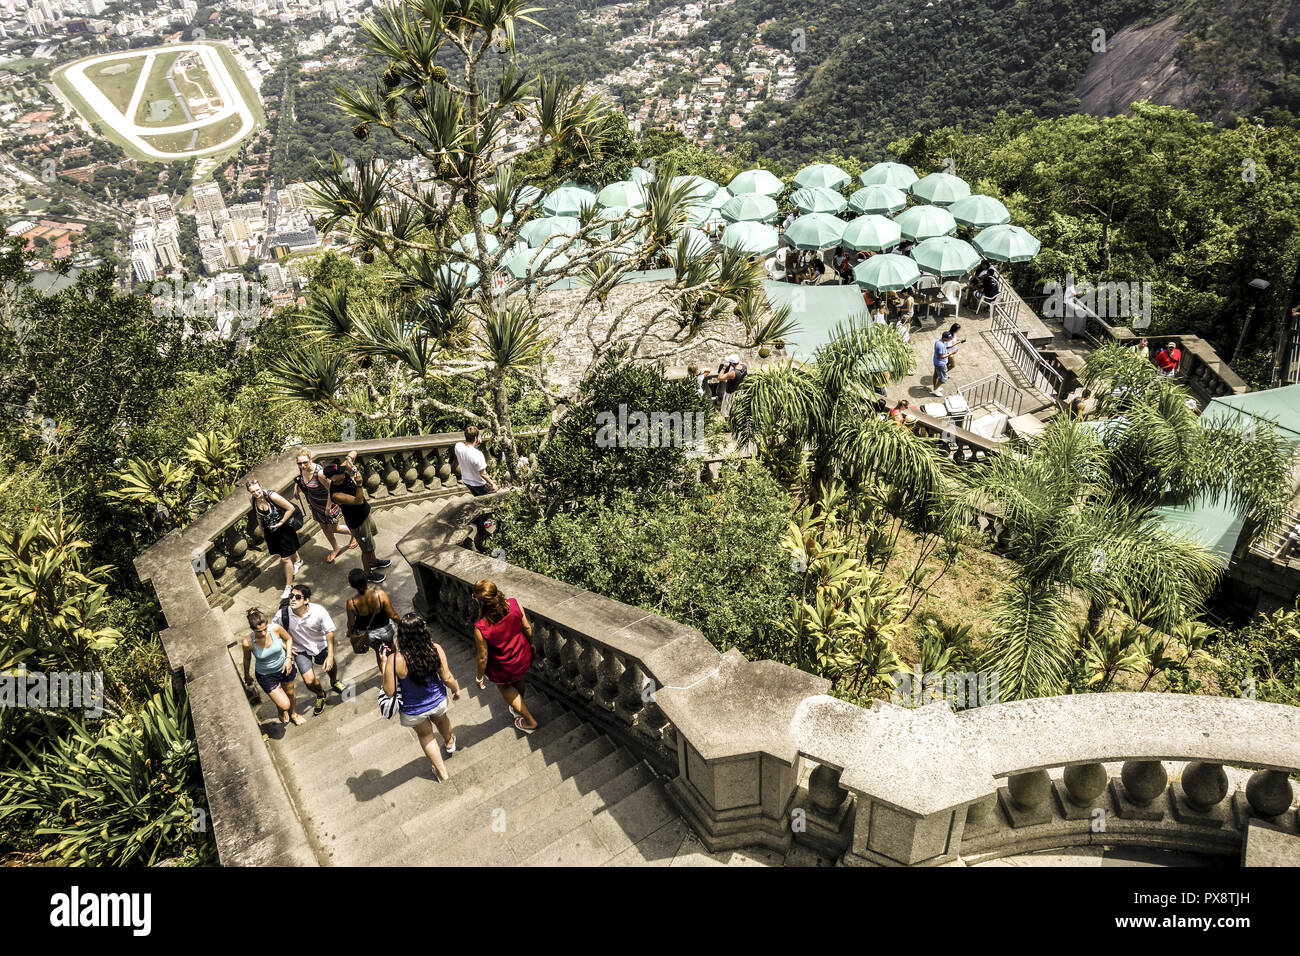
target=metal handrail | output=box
[990,312,1065,402]
[959,373,1026,419]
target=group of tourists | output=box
[238,429,533,783]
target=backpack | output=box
[984,273,1000,297]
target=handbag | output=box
[378,652,402,719]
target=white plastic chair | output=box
[941,280,962,314]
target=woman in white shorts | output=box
[381,613,460,782]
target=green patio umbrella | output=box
[849,184,907,215]
[481,207,513,228]
[592,205,645,240]
[859,162,918,189]
[947,194,1010,228]
[450,231,500,255]
[791,186,848,215]
[728,168,784,196]
[707,186,732,210]
[686,202,724,228]
[911,236,981,278]
[908,172,970,207]
[894,204,957,241]
[720,193,779,223]
[671,175,720,203]
[519,215,580,248]
[628,166,655,185]
[793,163,850,190]
[721,221,780,256]
[504,247,571,278]
[973,224,1041,262]
[672,227,714,260]
[436,262,481,285]
[596,180,648,210]
[784,212,846,250]
[841,214,901,252]
[854,253,920,292]
[542,185,596,217]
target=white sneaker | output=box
[293,559,304,574]
[933,388,944,397]
[281,585,293,599]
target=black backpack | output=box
[984,273,1000,297]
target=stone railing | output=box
[402,500,1300,866]
[185,432,539,611]
[133,432,535,866]
[1070,314,1249,406]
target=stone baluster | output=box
[593,647,623,711]
[576,638,601,701]
[361,455,383,500]
[1180,761,1229,812]
[419,450,440,492]
[1111,759,1168,820]
[542,620,564,676]
[559,629,582,689]
[381,454,402,498]
[401,451,422,493]
[1000,769,1052,826]
[797,763,854,857]
[615,655,647,724]
[1244,770,1294,819]
[526,620,547,674]
[1062,763,1107,807]
[437,446,458,489]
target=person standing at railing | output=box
[292,446,356,564]
[472,579,539,734]
[454,426,498,497]
[322,459,393,585]
[1155,342,1182,378]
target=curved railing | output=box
[138,432,1300,867]
[404,501,1300,866]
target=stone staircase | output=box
[223,495,784,866]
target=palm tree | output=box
[954,345,1290,700]
[730,316,945,509]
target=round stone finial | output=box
[1181,762,1229,812]
[1063,763,1108,807]
[1007,769,1051,811]
[1245,770,1294,819]
[1120,760,1168,806]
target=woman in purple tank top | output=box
[382,613,460,783]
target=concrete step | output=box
[505,757,655,861]
[518,778,679,866]
[424,734,625,863]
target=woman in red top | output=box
[472,579,539,733]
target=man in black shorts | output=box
[323,456,392,584]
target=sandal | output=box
[514,717,535,735]
[444,735,457,754]
[325,548,344,564]
[289,713,306,726]
[508,705,521,719]
[348,539,360,550]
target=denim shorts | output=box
[934,364,949,384]
[400,699,448,727]
[294,646,329,675]
[256,669,292,694]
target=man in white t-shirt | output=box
[454,426,498,497]
[284,584,341,715]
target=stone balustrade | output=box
[184,432,541,611]
[908,408,1004,464]
[402,498,1300,866]
[138,433,1300,867]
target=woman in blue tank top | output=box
[241,607,304,727]
[382,613,461,782]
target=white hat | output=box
[726,353,741,364]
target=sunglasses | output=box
[289,593,305,601]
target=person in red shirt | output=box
[1154,341,1182,378]
[472,579,539,733]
